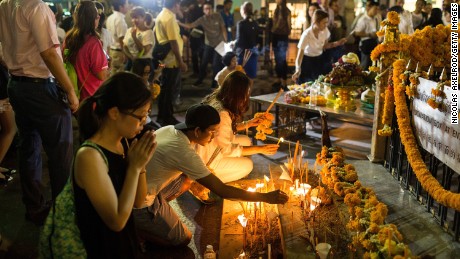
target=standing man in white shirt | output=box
[353,1,380,70]
[412,0,428,30]
[107,0,129,75]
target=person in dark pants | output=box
[0,0,79,225]
[292,10,347,84]
[155,0,188,126]
[271,0,291,90]
[183,0,205,77]
[235,2,259,79]
[180,2,227,88]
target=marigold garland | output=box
[392,59,460,211]
[316,146,416,257]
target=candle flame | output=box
[247,187,257,192]
[264,175,270,182]
[255,183,265,189]
[238,214,248,227]
[310,196,322,211]
[280,137,284,142]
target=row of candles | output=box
[235,140,323,258]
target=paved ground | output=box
[1,68,459,258]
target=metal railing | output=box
[383,97,460,242]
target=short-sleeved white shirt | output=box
[354,13,379,41]
[297,26,330,57]
[123,27,154,58]
[106,11,128,50]
[145,126,211,207]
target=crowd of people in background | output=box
[0,0,454,256]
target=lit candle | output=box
[268,244,272,259]
[306,162,309,183]
[289,186,294,201]
[264,175,270,193]
[238,214,248,249]
[276,137,284,145]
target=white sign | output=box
[413,78,460,174]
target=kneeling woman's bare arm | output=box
[74,131,156,231]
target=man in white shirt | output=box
[133,104,288,246]
[412,0,428,30]
[353,1,380,70]
[106,0,129,75]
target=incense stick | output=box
[206,146,222,166]
[265,88,284,113]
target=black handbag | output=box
[360,38,378,55]
[152,26,171,61]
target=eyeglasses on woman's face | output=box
[121,110,151,123]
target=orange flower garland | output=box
[316,146,415,257]
[378,70,398,137]
[392,59,460,211]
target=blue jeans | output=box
[198,45,223,88]
[7,78,73,213]
[272,34,288,80]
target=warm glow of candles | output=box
[238,214,248,227]
[310,196,322,211]
[276,137,284,145]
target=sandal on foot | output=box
[0,167,16,178]
[0,172,12,184]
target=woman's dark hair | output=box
[274,0,289,18]
[132,59,151,77]
[313,9,329,24]
[222,52,236,66]
[425,8,444,27]
[202,71,251,133]
[130,6,146,18]
[64,1,99,62]
[144,12,154,28]
[241,1,253,18]
[388,5,404,14]
[307,3,320,25]
[94,1,106,32]
[78,72,152,140]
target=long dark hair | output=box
[274,0,289,18]
[64,1,99,62]
[78,72,153,140]
[202,71,251,133]
[241,2,253,19]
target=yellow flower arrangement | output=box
[254,112,274,140]
[387,11,400,26]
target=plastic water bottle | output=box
[204,245,216,259]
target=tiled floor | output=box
[1,69,459,258]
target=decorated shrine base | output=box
[219,180,283,259]
[219,176,353,258]
[278,173,352,259]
